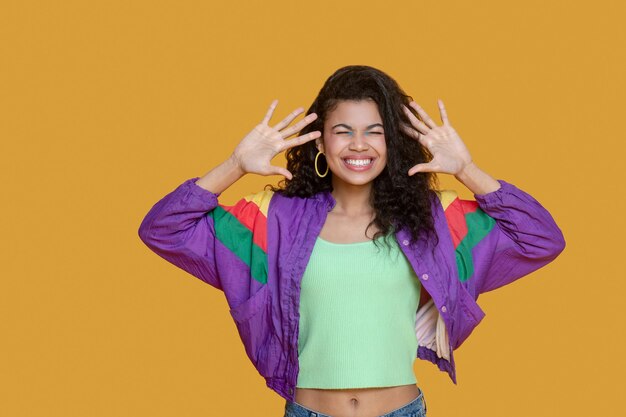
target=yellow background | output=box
[1,0,623,415]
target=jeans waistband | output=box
[284,386,427,417]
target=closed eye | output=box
[336,131,383,134]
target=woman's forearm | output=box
[195,155,246,195]
[454,162,501,196]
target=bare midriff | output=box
[294,384,421,417]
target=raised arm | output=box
[401,99,566,296]
[441,177,566,297]
[137,158,244,289]
[137,100,321,291]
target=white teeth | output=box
[345,158,372,166]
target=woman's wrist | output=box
[195,156,246,194]
[454,162,501,196]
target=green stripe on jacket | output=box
[210,206,268,285]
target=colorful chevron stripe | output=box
[209,190,273,284]
[437,190,496,282]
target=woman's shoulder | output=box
[263,187,330,203]
[234,187,322,211]
[239,189,275,213]
[431,188,482,229]
[433,188,482,207]
[433,188,461,209]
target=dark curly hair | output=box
[266,65,441,252]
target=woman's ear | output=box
[315,138,324,154]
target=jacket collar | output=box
[314,189,337,212]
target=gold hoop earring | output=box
[315,150,329,178]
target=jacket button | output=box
[421,273,429,280]
[441,305,447,313]
[402,239,409,246]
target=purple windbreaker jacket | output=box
[138,176,566,402]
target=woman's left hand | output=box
[401,99,473,176]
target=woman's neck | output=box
[330,179,375,217]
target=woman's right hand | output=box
[230,99,321,180]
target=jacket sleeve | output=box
[137,176,273,309]
[442,179,566,297]
[137,177,223,290]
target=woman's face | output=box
[315,99,387,187]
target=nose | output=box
[348,131,369,150]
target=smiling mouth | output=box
[341,157,376,170]
[344,158,373,166]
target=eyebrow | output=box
[332,123,384,130]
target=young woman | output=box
[139,65,566,417]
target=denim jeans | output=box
[283,386,427,417]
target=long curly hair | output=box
[265,65,441,252]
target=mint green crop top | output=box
[296,234,421,389]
